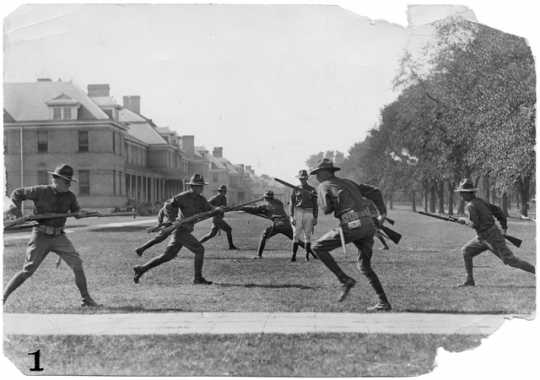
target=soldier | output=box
[199,185,238,250]
[310,158,391,310]
[3,164,100,307]
[240,190,305,259]
[455,178,535,286]
[135,202,172,256]
[133,174,223,285]
[290,170,318,261]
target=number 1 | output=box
[28,350,44,371]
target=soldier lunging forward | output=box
[455,179,535,287]
[310,159,391,310]
[133,174,223,285]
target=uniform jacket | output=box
[242,198,290,225]
[290,183,318,218]
[465,197,507,234]
[208,193,227,220]
[11,185,80,228]
[165,190,213,231]
[317,177,386,219]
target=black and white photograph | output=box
[1,1,537,377]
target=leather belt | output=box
[35,225,65,236]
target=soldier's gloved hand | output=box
[290,216,296,226]
[7,205,22,219]
[457,217,468,225]
[377,214,386,225]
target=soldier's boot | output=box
[226,231,238,250]
[291,242,299,262]
[193,252,212,285]
[507,258,535,274]
[315,249,356,302]
[72,267,100,307]
[133,266,145,284]
[81,298,102,308]
[305,243,318,260]
[135,240,157,256]
[458,254,476,287]
[256,236,267,258]
[367,301,392,312]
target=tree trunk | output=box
[517,176,530,217]
[429,183,436,213]
[411,189,417,212]
[448,181,454,216]
[423,181,429,212]
[437,181,445,214]
[483,175,490,202]
[388,191,394,210]
[501,192,509,217]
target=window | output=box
[79,170,90,195]
[37,170,49,185]
[113,169,116,196]
[62,107,72,120]
[37,130,48,153]
[78,131,89,152]
[112,132,116,154]
[53,107,62,120]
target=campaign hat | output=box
[186,174,208,186]
[309,158,341,175]
[48,164,77,183]
[455,178,478,192]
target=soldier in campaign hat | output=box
[290,169,318,261]
[133,174,224,285]
[454,178,535,286]
[3,164,100,307]
[309,158,391,309]
[199,184,239,250]
[240,190,306,259]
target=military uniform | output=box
[3,165,97,307]
[199,186,238,249]
[133,174,219,284]
[290,170,318,261]
[241,191,304,258]
[310,158,390,309]
[456,179,535,286]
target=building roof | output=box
[4,81,110,121]
[90,96,121,108]
[118,107,146,123]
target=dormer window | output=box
[46,93,80,121]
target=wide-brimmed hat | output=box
[297,169,309,179]
[309,158,341,175]
[263,190,274,199]
[186,174,208,186]
[217,185,227,192]
[48,164,77,183]
[455,178,478,193]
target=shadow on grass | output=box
[99,305,190,313]
[90,226,149,232]
[401,308,532,314]
[215,282,320,290]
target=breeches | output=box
[22,231,83,275]
[462,226,518,265]
[293,208,315,243]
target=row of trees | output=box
[308,18,536,217]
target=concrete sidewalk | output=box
[4,312,522,336]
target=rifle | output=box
[156,197,265,237]
[417,211,522,248]
[4,211,136,230]
[378,223,402,244]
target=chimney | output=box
[237,164,245,174]
[123,96,141,114]
[213,147,223,158]
[37,78,52,82]
[181,135,195,156]
[87,84,110,97]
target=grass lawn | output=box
[3,208,535,314]
[4,333,483,376]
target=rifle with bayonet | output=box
[417,211,522,248]
[154,197,265,238]
[4,211,136,230]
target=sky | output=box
[5,4,471,180]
